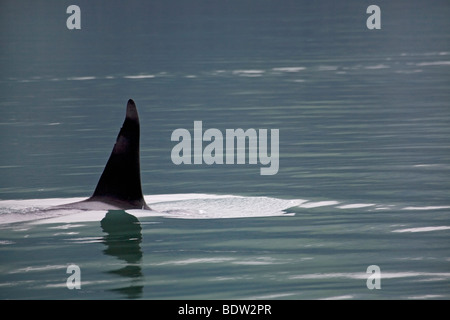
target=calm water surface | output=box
[0,0,449,299]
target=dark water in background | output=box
[1,0,450,299]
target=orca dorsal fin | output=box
[89,99,150,209]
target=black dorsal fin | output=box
[88,99,149,209]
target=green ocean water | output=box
[1,0,449,299]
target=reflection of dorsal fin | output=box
[88,99,150,209]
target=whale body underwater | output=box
[54,99,151,211]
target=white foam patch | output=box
[0,194,305,225]
[272,67,306,72]
[9,265,67,274]
[337,203,375,209]
[299,201,340,208]
[67,76,96,81]
[151,257,236,266]
[416,61,450,66]
[123,74,155,79]
[408,295,445,300]
[2,195,448,225]
[147,196,305,220]
[232,70,265,77]
[290,271,450,280]
[392,226,450,233]
[402,206,450,210]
